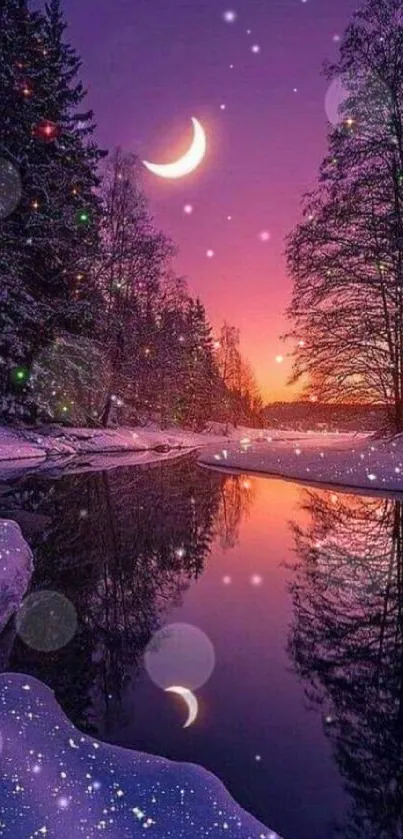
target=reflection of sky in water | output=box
[0,673,276,838]
[3,459,384,838]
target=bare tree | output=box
[286,0,403,432]
[215,322,262,426]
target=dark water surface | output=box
[1,455,402,839]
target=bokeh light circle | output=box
[144,622,215,690]
[324,77,349,126]
[31,334,109,424]
[16,591,77,652]
[325,73,392,138]
[0,158,22,219]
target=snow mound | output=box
[0,520,33,633]
[0,673,281,839]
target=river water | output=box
[1,454,401,839]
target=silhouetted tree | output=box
[286,0,403,432]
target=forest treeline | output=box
[0,0,263,430]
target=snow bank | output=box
[0,423,374,483]
[0,520,33,634]
[0,424,295,477]
[0,673,281,839]
[199,433,403,494]
[0,427,47,464]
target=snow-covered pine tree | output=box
[0,0,106,422]
[180,298,219,429]
[0,0,44,419]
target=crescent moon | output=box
[165,685,199,728]
[142,118,206,179]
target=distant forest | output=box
[262,402,384,432]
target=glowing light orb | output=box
[145,622,215,690]
[32,120,61,142]
[223,9,237,23]
[206,249,215,258]
[251,44,261,54]
[259,230,271,242]
[0,158,22,220]
[275,355,284,363]
[250,574,263,586]
[76,208,91,226]
[16,590,77,652]
[183,204,193,214]
[10,366,30,386]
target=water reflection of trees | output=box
[215,474,256,550]
[288,488,403,838]
[0,457,253,733]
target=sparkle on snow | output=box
[0,675,278,839]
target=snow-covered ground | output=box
[0,422,334,478]
[0,519,33,634]
[198,431,403,494]
[0,672,281,838]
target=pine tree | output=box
[180,298,218,429]
[286,0,403,432]
[0,0,106,422]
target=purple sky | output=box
[64,0,358,400]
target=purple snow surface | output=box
[0,673,280,839]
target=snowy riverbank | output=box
[0,423,255,478]
[0,423,360,479]
[198,431,403,494]
[0,672,281,838]
[6,422,403,494]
